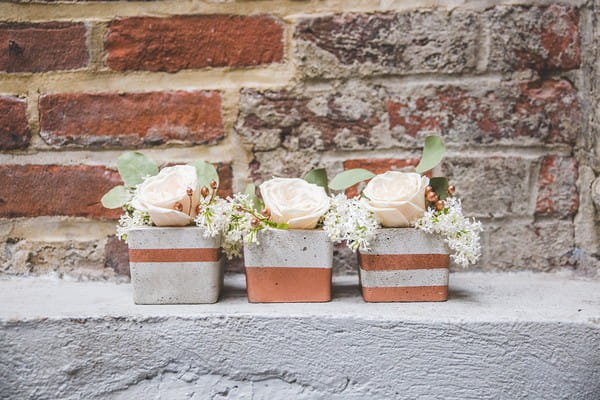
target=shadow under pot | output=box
[127,227,223,304]
[358,228,449,302]
[243,229,333,303]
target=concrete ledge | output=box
[1,273,599,399]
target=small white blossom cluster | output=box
[116,206,151,241]
[414,196,483,268]
[195,193,264,259]
[322,194,378,252]
[194,196,230,239]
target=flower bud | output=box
[426,191,438,203]
[186,187,193,197]
[435,200,445,211]
[174,202,183,212]
[447,185,456,196]
[200,186,210,197]
[210,180,218,190]
[196,205,202,214]
[251,218,260,228]
[261,208,271,218]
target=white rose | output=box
[362,171,429,228]
[131,165,200,227]
[259,178,330,229]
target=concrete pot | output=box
[358,228,449,302]
[127,227,222,304]
[243,229,333,303]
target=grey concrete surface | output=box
[1,272,599,399]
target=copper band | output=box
[362,286,448,302]
[129,248,220,263]
[358,253,449,271]
[245,266,332,303]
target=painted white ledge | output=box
[1,272,599,399]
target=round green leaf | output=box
[304,168,330,195]
[329,168,375,191]
[101,185,131,209]
[416,135,446,174]
[117,152,158,187]
[189,161,219,189]
[245,183,263,212]
[430,177,449,200]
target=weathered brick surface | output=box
[442,157,533,219]
[342,158,419,198]
[104,236,130,277]
[295,10,479,78]
[388,79,580,146]
[0,22,88,73]
[106,16,284,72]
[0,165,122,219]
[249,148,320,184]
[0,96,30,150]
[486,5,580,72]
[483,220,575,272]
[39,91,223,148]
[535,156,579,218]
[236,82,387,152]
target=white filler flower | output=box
[260,178,330,229]
[323,194,378,252]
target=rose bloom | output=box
[260,178,330,229]
[362,171,429,228]
[131,165,200,226]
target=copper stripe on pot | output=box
[361,285,448,302]
[129,248,221,263]
[358,253,449,271]
[245,266,332,303]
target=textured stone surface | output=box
[0,95,30,150]
[442,157,533,218]
[39,91,223,148]
[237,82,387,152]
[106,16,284,72]
[1,273,599,399]
[0,22,88,73]
[486,5,580,72]
[388,79,580,146]
[0,237,120,280]
[483,220,576,272]
[535,156,579,218]
[295,10,479,78]
[0,165,122,218]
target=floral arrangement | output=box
[102,135,482,267]
[100,152,224,240]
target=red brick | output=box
[388,79,579,146]
[39,91,224,148]
[0,96,30,150]
[106,15,284,72]
[0,22,88,73]
[535,156,578,217]
[487,5,580,72]
[215,163,233,198]
[104,236,130,276]
[0,165,122,219]
[342,158,420,197]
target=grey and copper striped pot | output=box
[358,228,449,302]
[127,227,222,304]
[243,229,333,303]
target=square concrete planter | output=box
[243,229,333,303]
[358,228,449,302]
[127,227,222,304]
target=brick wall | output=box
[1,0,599,280]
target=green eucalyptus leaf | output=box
[304,168,330,195]
[245,183,263,212]
[189,160,219,189]
[101,185,131,209]
[415,135,446,174]
[329,168,375,191]
[430,177,449,200]
[117,152,158,187]
[265,220,289,230]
